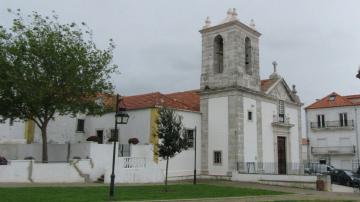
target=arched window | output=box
[214,35,224,73]
[245,37,252,74]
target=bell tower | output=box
[200,8,261,92]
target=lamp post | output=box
[109,94,129,199]
[193,126,197,185]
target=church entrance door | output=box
[277,136,287,174]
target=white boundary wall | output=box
[232,171,317,189]
[0,160,87,183]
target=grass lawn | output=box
[0,184,286,202]
[275,201,355,202]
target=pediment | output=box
[266,79,299,103]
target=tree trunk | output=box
[41,125,48,163]
[165,156,169,192]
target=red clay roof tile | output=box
[261,79,277,92]
[306,92,356,109]
[114,79,274,112]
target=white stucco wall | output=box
[243,97,257,162]
[0,119,25,143]
[261,101,276,162]
[208,96,228,175]
[85,109,151,145]
[31,109,151,145]
[33,114,84,144]
[287,106,300,163]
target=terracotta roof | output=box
[305,92,357,109]
[166,90,200,112]
[112,79,277,112]
[344,94,360,104]
[121,91,200,112]
[260,79,277,92]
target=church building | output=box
[199,9,303,176]
[0,9,304,180]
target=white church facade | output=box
[0,9,303,180]
[199,9,303,176]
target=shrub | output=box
[128,138,139,145]
[0,156,8,165]
[86,136,99,142]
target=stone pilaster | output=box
[236,94,245,171]
[200,96,209,174]
[228,94,239,175]
[256,99,263,167]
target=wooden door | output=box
[277,136,287,174]
[96,130,104,144]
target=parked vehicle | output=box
[330,169,360,187]
[304,163,335,174]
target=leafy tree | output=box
[156,108,189,192]
[0,9,117,162]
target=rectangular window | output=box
[185,129,194,148]
[339,113,348,127]
[76,119,85,132]
[317,114,325,128]
[213,151,222,165]
[248,111,253,121]
[278,100,285,122]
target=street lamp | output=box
[109,94,129,199]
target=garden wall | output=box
[0,160,89,183]
[232,171,318,189]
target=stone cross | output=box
[272,61,278,73]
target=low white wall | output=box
[104,157,164,183]
[32,163,84,183]
[232,172,316,182]
[232,171,317,189]
[0,160,30,183]
[88,143,113,181]
[0,160,89,183]
[104,167,164,183]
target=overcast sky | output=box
[1,0,360,107]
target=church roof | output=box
[305,92,360,109]
[260,79,278,92]
[121,90,200,112]
[117,79,279,112]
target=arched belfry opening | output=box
[214,35,224,73]
[245,37,252,74]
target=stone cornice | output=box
[200,86,303,107]
[199,20,261,37]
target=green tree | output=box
[0,9,117,162]
[156,108,189,192]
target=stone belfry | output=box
[200,8,261,92]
